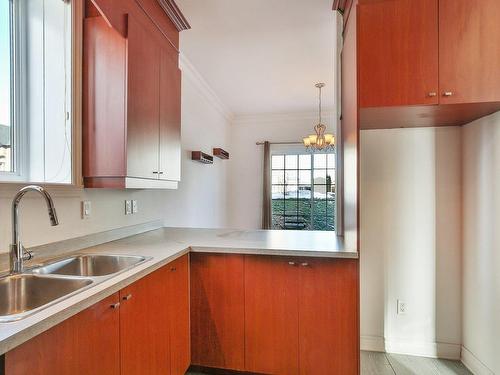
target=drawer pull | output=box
[170,267,177,272]
[443,91,453,97]
[122,294,132,301]
[110,302,121,309]
[301,262,309,267]
[428,92,437,97]
[288,261,296,266]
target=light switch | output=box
[125,200,132,215]
[132,200,138,214]
[82,201,91,219]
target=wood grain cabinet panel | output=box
[244,256,300,375]
[190,253,245,370]
[439,0,500,104]
[126,14,161,180]
[5,293,121,375]
[298,259,359,375]
[358,0,439,108]
[168,254,191,375]
[119,267,171,375]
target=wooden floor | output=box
[187,351,472,375]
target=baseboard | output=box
[383,339,461,360]
[461,346,495,375]
[360,335,385,352]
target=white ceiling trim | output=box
[179,53,234,122]
[233,109,336,127]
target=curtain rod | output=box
[255,141,302,145]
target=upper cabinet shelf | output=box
[357,0,500,129]
[83,0,188,189]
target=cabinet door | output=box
[159,44,181,182]
[120,268,170,375]
[358,0,439,107]
[168,254,191,375]
[244,256,299,375]
[190,253,245,370]
[298,259,359,375]
[127,14,161,179]
[5,293,120,375]
[439,0,500,104]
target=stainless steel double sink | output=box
[0,254,148,322]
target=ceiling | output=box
[177,0,337,116]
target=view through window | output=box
[0,0,12,172]
[271,152,335,231]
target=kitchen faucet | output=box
[10,185,59,274]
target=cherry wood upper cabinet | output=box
[439,0,500,104]
[190,253,245,371]
[159,46,182,182]
[168,254,191,375]
[5,293,121,375]
[298,259,359,375]
[126,15,161,180]
[244,256,300,375]
[358,0,439,108]
[83,0,187,189]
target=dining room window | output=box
[271,152,335,231]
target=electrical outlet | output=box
[132,200,138,214]
[397,300,407,315]
[125,200,132,215]
[82,201,91,219]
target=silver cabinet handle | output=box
[428,92,437,97]
[288,261,296,266]
[110,302,121,309]
[122,294,132,301]
[301,262,309,267]
[158,171,164,175]
[152,171,159,174]
[443,91,453,97]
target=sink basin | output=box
[0,274,93,321]
[32,254,147,277]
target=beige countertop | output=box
[0,227,357,355]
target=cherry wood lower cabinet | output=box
[190,253,245,370]
[5,293,121,375]
[4,255,190,375]
[191,253,359,375]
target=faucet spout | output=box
[10,185,59,274]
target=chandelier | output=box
[303,83,335,152]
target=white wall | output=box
[0,57,231,253]
[360,127,462,358]
[228,111,334,228]
[462,111,500,375]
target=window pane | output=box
[299,154,311,169]
[272,185,285,199]
[272,155,284,169]
[314,184,327,199]
[298,170,311,184]
[284,170,298,185]
[0,1,12,172]
[327,199,335,216]
[272,170,284,184]
[285,154,298,169]
[314,153,327,169]
[326,169,335,193]
[327,153,336,169]
[313,169,327,184]
[298,185,311,199]
[285,184,298,199]
[326,215,335,231]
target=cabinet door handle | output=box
[443,91,453,97]
[170,267,177,272]
[288,261,296,266]
[301,262,309,267]
[427,92,437,97]
[110,302,121,309]
[158,171,164,175]
[122,294,132,301]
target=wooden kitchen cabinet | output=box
[119,266,171,375]
[190,253,245,370]
[83,1,186,189]
[439,0,500,105]
[298,258,358,375]
[358,0,439,108]
[244,256,300,375]
[5,293,121,375]
[167,254,191,375]
[356,0,500,129]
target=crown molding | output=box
[179,54,234,122]
[156,0,191,31]
[232,109,337,126]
